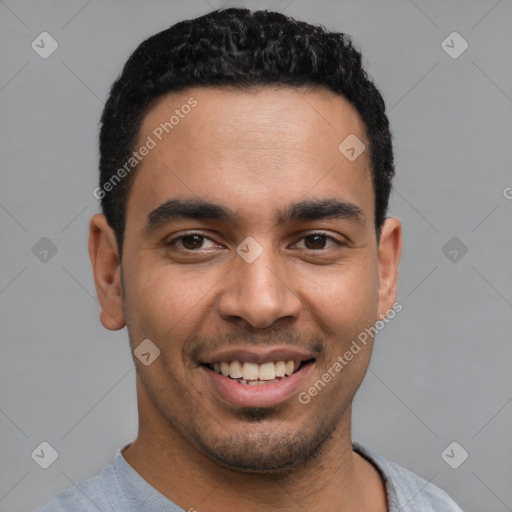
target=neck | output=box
[122,378,387,512]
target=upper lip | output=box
[199,345,316,365]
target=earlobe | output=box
[88,213,126,330]
[377,217,402,318]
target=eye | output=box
[165,231,345,253]
[166,233,220,251]
[294,232,344,250]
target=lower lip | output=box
[201,363,314,408]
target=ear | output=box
[376,217,402,319]
[88,213,126,330]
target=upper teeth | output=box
[212,360,299,380]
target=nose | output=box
[216,245,302,329]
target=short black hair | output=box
[98,8,394,255]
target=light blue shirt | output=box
[35,442,463,511]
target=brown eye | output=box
[166,233,219,251]
[297,233,341,250]
[303,234,328,250]
[180,234,205,250]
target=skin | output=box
[89,85,402,512]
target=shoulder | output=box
[35,489,81,512]
[353,442,464,512]
[34,465,116,512]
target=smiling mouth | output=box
[202,359,315,386]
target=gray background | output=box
[1,0,511,511]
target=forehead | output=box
[127,86,373,229]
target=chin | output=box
[191,419,337,474]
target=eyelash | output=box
[165,232,345,252]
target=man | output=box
[37,8,463,512]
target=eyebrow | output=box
[145,197,366,231]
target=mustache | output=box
[183,328,325,362]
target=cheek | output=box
[123,263,215,350]
[300,256,379,338]
[123,269,207,394]
[339,271,379,333]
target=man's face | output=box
[93,86,400,472]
